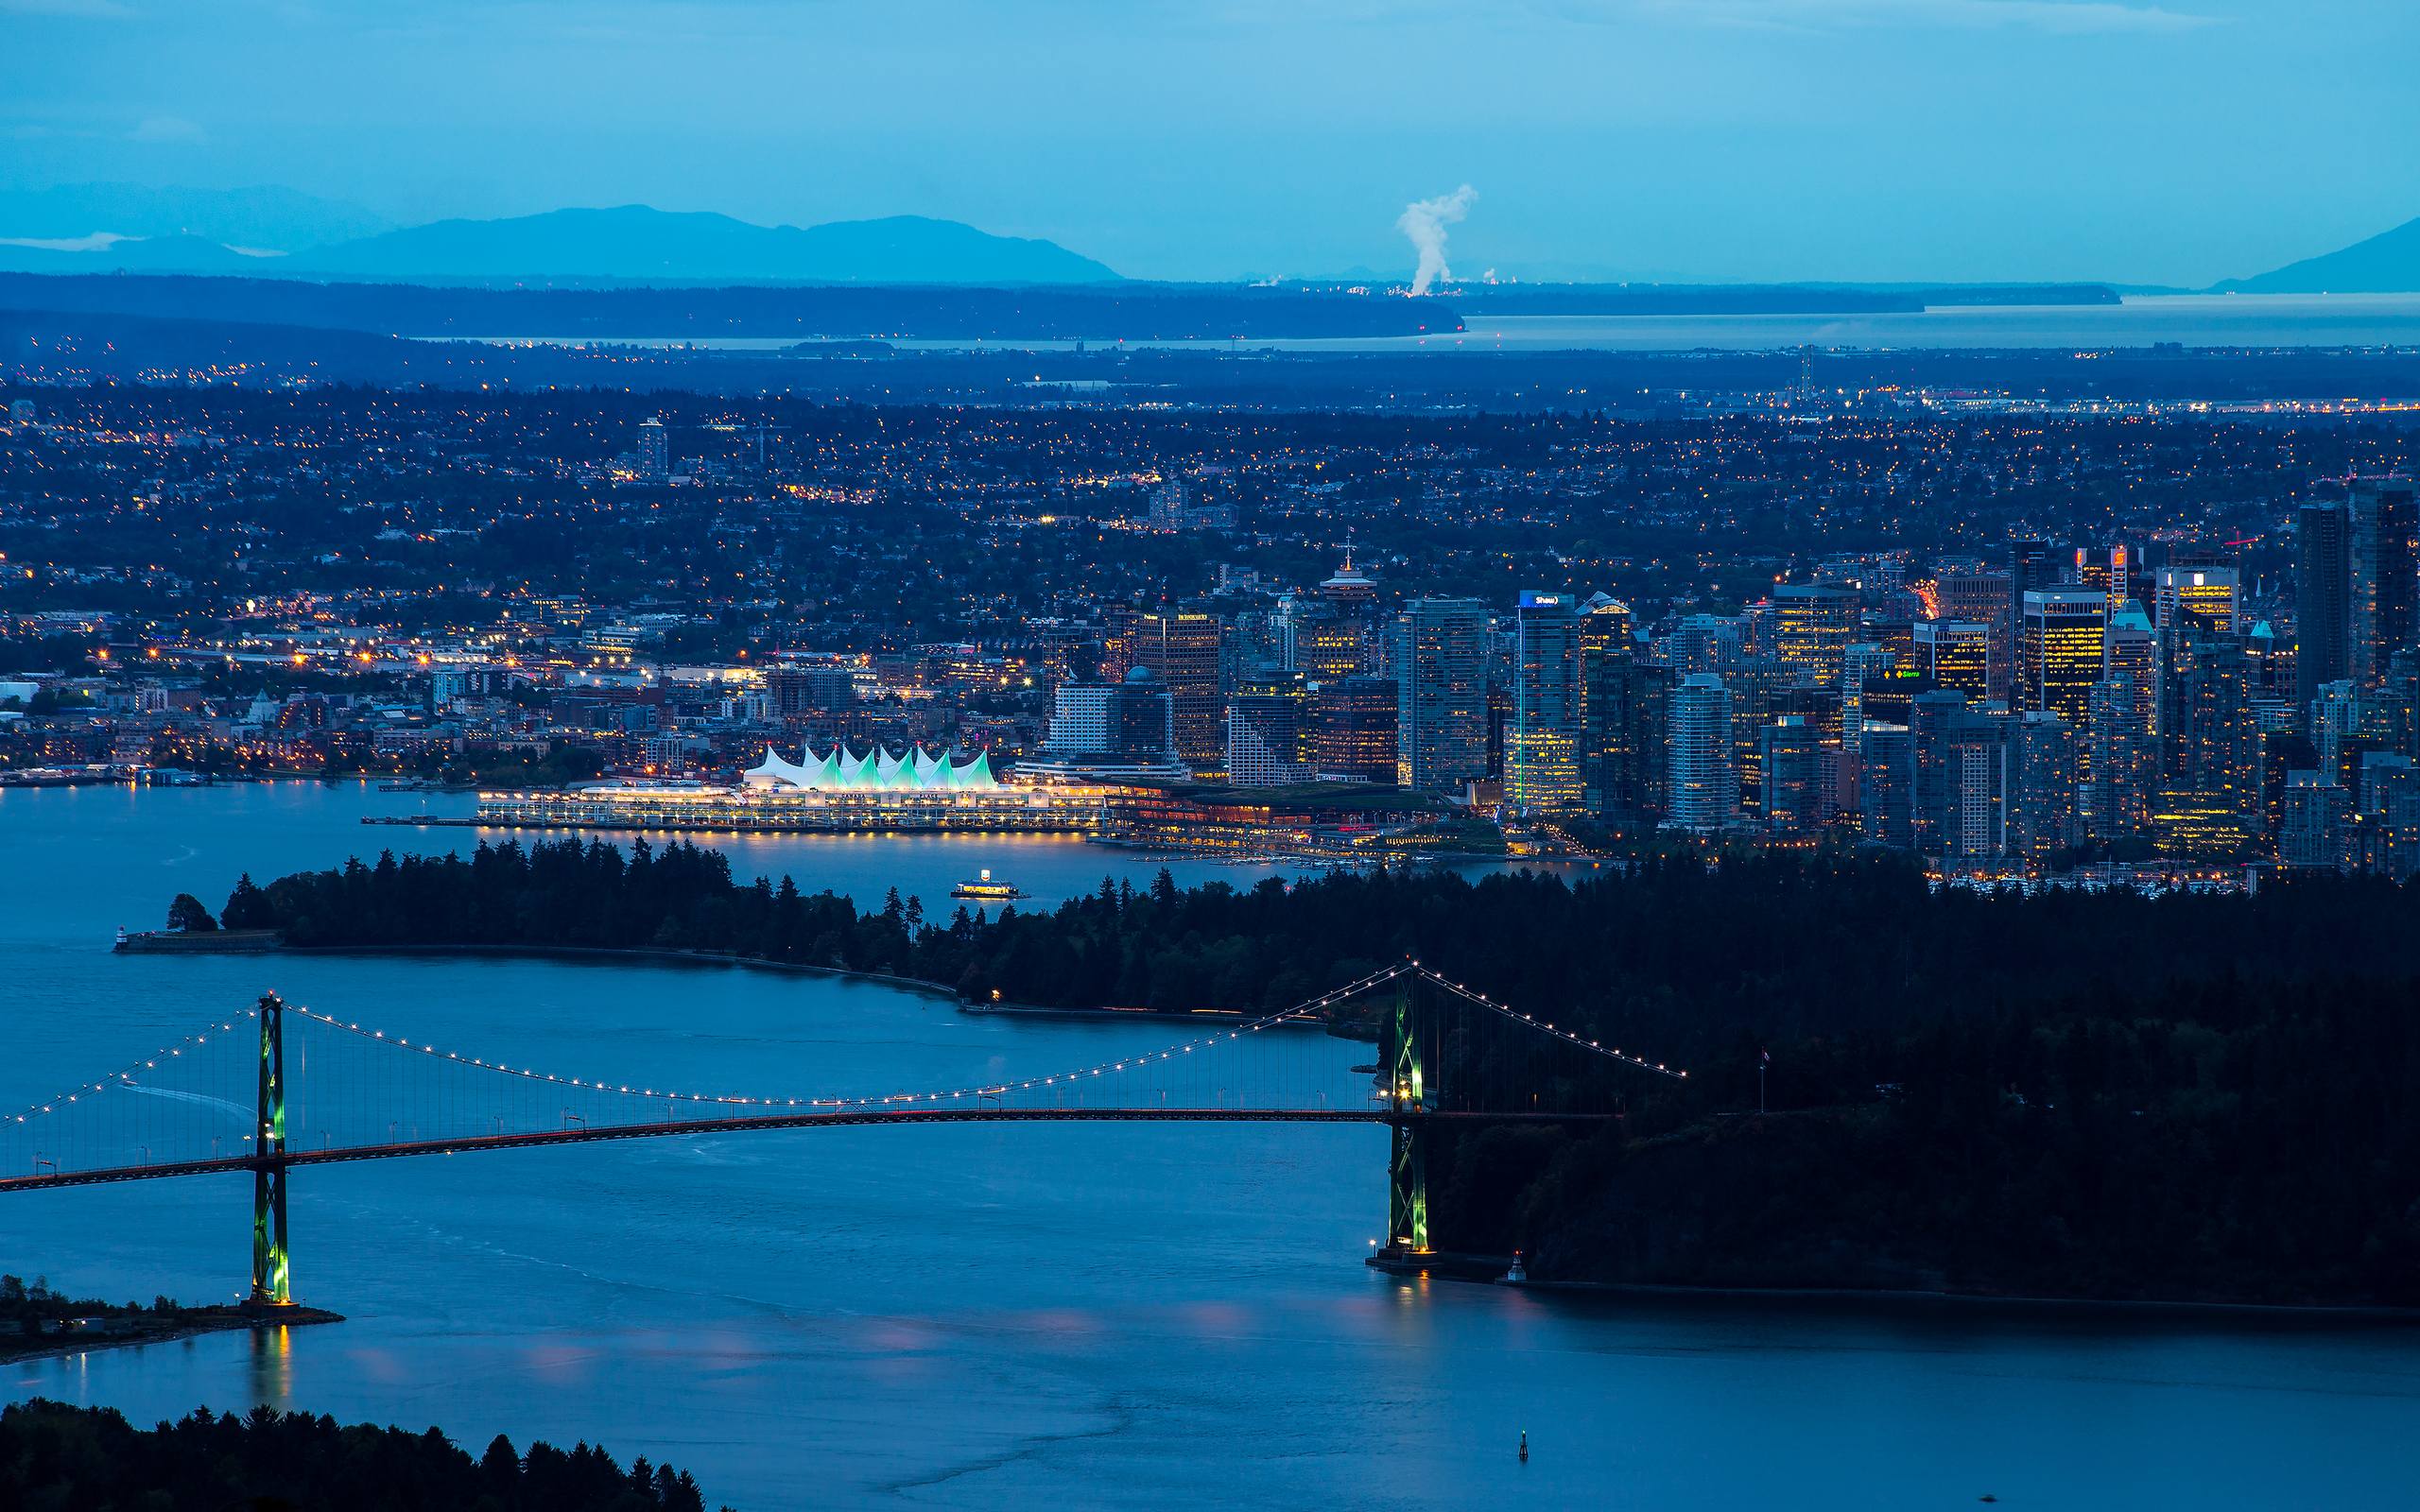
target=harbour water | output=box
[3,782,2415,1508]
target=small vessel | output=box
[1518,1430,1529,1464]
[951,868,1024,902]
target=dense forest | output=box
[0,1398,713,1512]
[215,844,2420,1305]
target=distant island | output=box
[175,845,2420,1309]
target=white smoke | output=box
[1396,184,1477,296]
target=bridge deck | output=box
[0,1108,1615,1194]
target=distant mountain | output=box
[294,206,1120,284]
[0,182,389,250]
[2221,215,2420,294]
[0,234,276,276]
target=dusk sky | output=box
[5,0,2416,285]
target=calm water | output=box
[439,294,2420,354]
[2,783,2414,1508]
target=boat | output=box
[950,868,1025,902]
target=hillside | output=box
[2221,215,2420,294]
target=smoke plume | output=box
[1396,184,1477,296]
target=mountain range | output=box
[2216,215,2420,295]
[0,189,1119,285]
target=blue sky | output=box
[4,0,2415,284]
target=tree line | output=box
[0,1398,712,1512]
[210,843,2420,1303]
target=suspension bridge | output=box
[0,961,1685,1306]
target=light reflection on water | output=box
[1,784,2415,1509]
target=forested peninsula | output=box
[194,842,2420,1308]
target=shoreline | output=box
[1500,1275,2420,1324]
[0,1306,345,1368]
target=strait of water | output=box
[2,782,2415,1509]
[435,294,2420,355]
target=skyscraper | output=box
[2154,627,2263,858]
[1772,583,1861,686]
[1914,619,1993,699]
[636,416,669,478]
[1508,590,1582,812]
[1933,571,2013,697]
[1112,610,1226,776]
[2295,502,2352,709]
[1911,692,2009,864]
[1392,598,1488,794]
[1666,674,1737,833]
[2016,590,2108,724]
[1225,693,1309,787]
[1310,677,1399,783]
[2348,477,2417,688]
[2154,564,2240,636]
[1578,594,1635,812]
[2010,712,2081,869]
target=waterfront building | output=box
[1392,597,1488,795]
[1665,673,1737,833]
[1507,590,1583,812]
[1022,669,1190,782]
[745,743,1000,792]
[2016,590,2108,724]
[1109,610,1225,776]
[1225,693,1311,787]
[1310,677,1399,783]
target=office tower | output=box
[2016,590,2108,723]
[1660,613,1744,677]
[1310,677,1399,782]
[2278,771,2352,871]
[1112,610,1226,775]
[1841,643,1897,755]
[2106,606,2154,695]
[2081,675,2156,845]
[1667,674,1737,832]
[2348,477,2418,688]
[1934,571,2014,697]
[1603,659,1673,822]
[2153,627,2263,858]
[1911,692,2009,864]
[1720,657,1793,819]
[1225,693,1310,787]
[1392,598,1488,794]
[1858,720,1914,848]
[1578,595,1635,811]
[1772,583,1861,685]
[1914,620,1993,699]
[1508,591,1583,812]
[1029,670,1189,780]
[2009,712,2081,869]
[2073,545,2133,598]
[1759,715,1828,833]
[2295,502,2353,709]
[2154,564,2240,636]
[2008,541,2057,690]
[2311,679,2368,782]
[636,416,668,477]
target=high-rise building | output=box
[1112,610,1225,776]
[2014,590,2107,724]
[2278,771,2352,871]
[1508,591,1583,811]
[2348,477,2418,688]
[1601,658,1673,822]
[1914,619,1993,699]
[2153,627,2264,858]
[2008,540,2058,691]
[1666,674,1737,833]
[1028,669,1189,781]
[1310,678,1399,783]
[2009,712,2081,869]
[1225,693,1310,787]
[1759,715,1829,833]
[636,416,669,478]
[2295,502,2353,709]
[1578,594,1635,811]
[1858,720,1915,849]
[2080,675,2156,845]
[2073,544,2134,600]
[1933,571,2014,697]
[1841,643,1898,756]
[1392,598,1488,794]
[1911,692,2009,864]
[2154,565,2240,636]
[1772,583,1861,686]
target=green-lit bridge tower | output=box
[250,992,292,1308]
[1381,974,1434,1254]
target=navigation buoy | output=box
[1518,1429,1529,1464]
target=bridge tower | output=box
[1381,973,1434,1254]
[250,992,292,1308]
